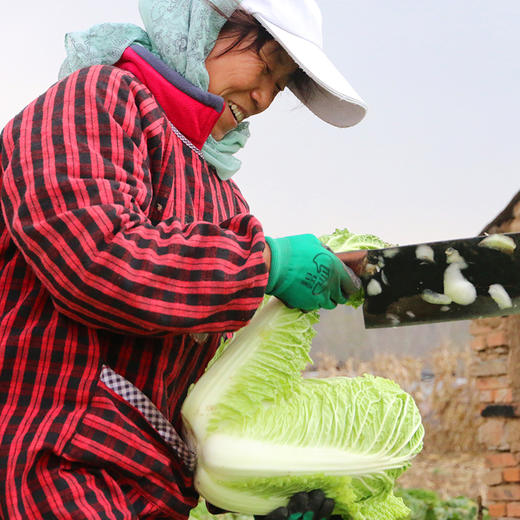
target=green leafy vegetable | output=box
[189,490,487,520]
[396,489,488,520]
[181,230,423,520]
[320,228,391,253]
[189,500,252,520]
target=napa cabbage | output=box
[181,229,423,520]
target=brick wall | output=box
[471,193,520,519]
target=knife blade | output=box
[336,232,520,328]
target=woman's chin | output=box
[210,129,225,141]
[211,123,237,141]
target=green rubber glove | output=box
[255,490,338,520]
[265,234,361,312]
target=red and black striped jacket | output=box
[0,45,268,519]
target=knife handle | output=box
[335,250,368,276]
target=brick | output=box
[481,390,494,402]
[472,359,509,377]
[504,468,520,482]
[472,318,490,329]
[479,420,508,449]
[488,453,518,468]
[487,484,520,501]
[485,469,506,486]
[477,376,511,390]
[489,502,507,516]
[507,502,520,516]
[495,389,514,404]
[489,317,507,329]
[488,331,509,347]
[505,421,520,447]
[472,336,487,351]
[474,317,504,329]
[470,320,491,334]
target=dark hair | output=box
[208,4,312,100]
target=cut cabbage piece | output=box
[367,279,383,296]
[415,245,434,263]
[445,248,466,266]
[321,228,390,252]
[443,264,477,305]
[488,284,513,309]
[365,263,380,276]
[479,234,516,254]
[386,313,400,325]
[383,248,399,258]
[421,290,452,306]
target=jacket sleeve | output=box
[0,65,268,335]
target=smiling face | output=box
[205,36,298,141]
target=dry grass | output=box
[311,344,486,500]
[397,451,487,501]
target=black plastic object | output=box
[358,232,520,328]
[481,405,518,418]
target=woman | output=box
[0,0,366,518]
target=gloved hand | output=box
[255,490,338,520]
[265,235,360,312]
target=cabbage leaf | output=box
[321,228,392,308]
[320,228,390,252]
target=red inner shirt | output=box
[116,45,225,151]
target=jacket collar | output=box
[116,45,225,151]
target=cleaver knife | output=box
[336,232,520,328]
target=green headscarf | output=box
[59,0,249,180]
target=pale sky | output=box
[2,1,519,248]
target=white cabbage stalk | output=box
[181,229,424,520]
[367,279,383,296]
[421,289,452,306]
[415,245,435,263]
[489,284,513,309]
[443,263,477,305]
[478,234,516,254]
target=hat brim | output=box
[253,14,367,128]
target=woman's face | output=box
[206,35,298,141]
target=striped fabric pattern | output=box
[0,62,268,518]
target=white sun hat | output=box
[239,0,367,127]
